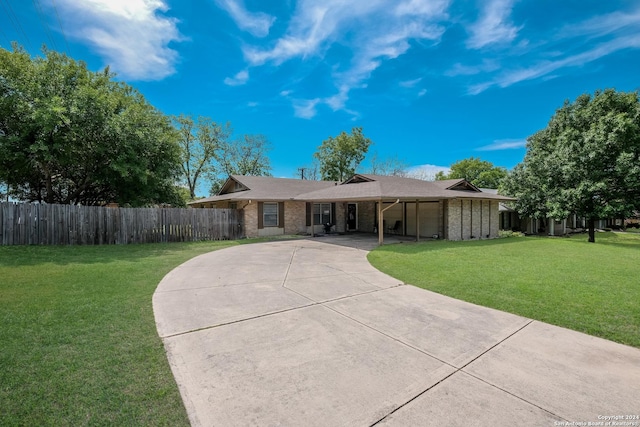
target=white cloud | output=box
[293,98,320,119]
[476,139,526,151]
[242,0,450,117]
[417,89,427,97]
[57,0,183,80]
[466,0,520,49]
[214,0,275,37]
[406,164,451,181]
[223,69,249,86]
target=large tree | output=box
[209,134,272,194]
[435,157,507,188]
[314,127,372,181]
[174,114,230,199]
[501,89,640,243]
[366,152,409,176]
[0,45,182,206]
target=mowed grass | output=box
[0,240,244,426]
[368,232,640,348]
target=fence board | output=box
[0,202,243,246]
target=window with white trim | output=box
[263,202,278,227]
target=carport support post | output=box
[378,199,401,246]
[415,200,420,242]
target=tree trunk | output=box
[588,217,595,243]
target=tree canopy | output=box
[174,114,230,200]
[209,134,272,195]
[501,89,640,242]
[314,127,372,181]
[435,157,507,188]
[0,45,182,206]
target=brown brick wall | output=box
[241,201,258,238]
[446,199,501,240]
[284,201,307,235]
[358,201,377,233]
[489,201,499,238]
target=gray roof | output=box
[294,174,514,202]
[188,175,339,204]
[189,174,515,206]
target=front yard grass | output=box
[0,240,244,426]
[368,232,640,348]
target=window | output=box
[263,202,278,227]
[314,203,332,225]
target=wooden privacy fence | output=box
[0,202,243,245]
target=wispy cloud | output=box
[559,8,640,39]
[470,34,640,94]
[477,139,526,151]
[214,0,275,37]
[242,0,450,118]
[224,69,249,86]
[57,0,183,80]
[466,0,520,49]
[293,98,320,119]
[399,78,423,88]
[464,7,640,94]
[446,59,499,77]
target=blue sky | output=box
[2,0,639,195]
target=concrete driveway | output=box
[153,237,640,426]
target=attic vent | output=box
[448,181,480,192]
[345,175,374,184]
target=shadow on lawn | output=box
[373,232,640,254]
[373,236,525,254]
[0,240,240,267]
[562,231,640,248]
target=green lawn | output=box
[368,232,640,348]
[0,240,245,426]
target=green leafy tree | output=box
[209,134,272,194]
[173,114,230,199]
[501,89,640,243]
[0,45,182,206]
[435,157,507,188]
[314,127,372,181]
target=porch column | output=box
[549,218,555,236]
[378,200,384,245]
[310,201,315,237]
[415,200,420,242]
[562,219,566,235]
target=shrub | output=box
[499,230,525,238]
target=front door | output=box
[347,203,358,231]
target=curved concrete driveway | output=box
[153,237,640,426]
